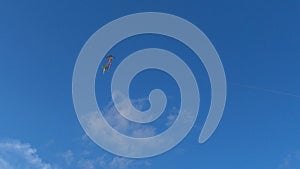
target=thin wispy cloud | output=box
[79,90,187,158]
[99,155,150,169]
[0,139,56,169]
[77,158,96,169]
[278,151,300,169]
[0,158,13,169]
[75,94,160,167]
[102,92,158,138]
[75,153,150,169]
[60,150,74,166]
[165,106,178,127]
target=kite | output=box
[102,55,115,74]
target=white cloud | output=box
[60,150,73,166]
[0,140,56,169]
[165,106,178,127]
[102,95,157,138]
[131,127,156,138]
[278,151,300,169]
[79,91,188,158]
[107,157,133,169]
[0,158,13,169]
[76,155,136,169]
[76,95,155,168]
[98,155,150,169]
[77,158,96,169]
[78,94,160,157]
[76,135,151,169]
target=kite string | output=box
[228,81,300,99]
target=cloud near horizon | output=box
[0,139,56,169]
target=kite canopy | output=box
[102,55,115,74]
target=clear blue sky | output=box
[0,0,300,169]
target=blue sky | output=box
[1,0,300,169]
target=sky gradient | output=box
[1,0,300,169]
